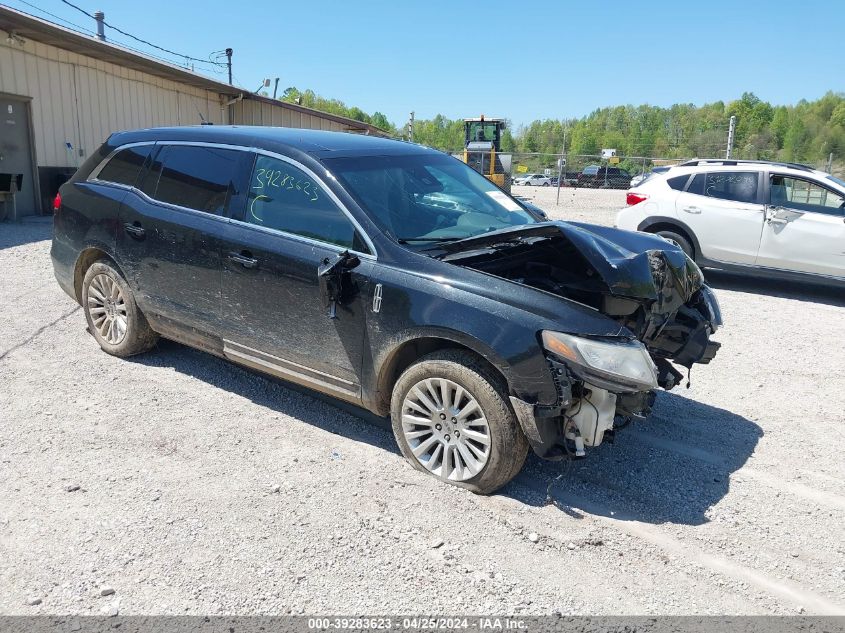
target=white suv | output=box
[514,173,552,186]
[616,159,845,286]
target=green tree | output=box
[274,87,844,172]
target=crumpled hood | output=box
[440,221,703,302]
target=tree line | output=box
[278,88,845,167]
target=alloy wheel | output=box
[87,273,128,345]
[401,378,491,481]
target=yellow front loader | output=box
[461,116,512,193]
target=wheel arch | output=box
[73,246,126,303]
[370,331,512,417]
[637,216,701,261]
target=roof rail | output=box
[679,158,815,172]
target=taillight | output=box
[53,192,62,213]
[626,192,648,206]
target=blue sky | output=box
[10,0,845,128]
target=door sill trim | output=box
[223,339,359,398]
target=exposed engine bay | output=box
[439,221,723,459]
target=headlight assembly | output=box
[541,331,658,392]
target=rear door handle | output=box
[123,222,145,238]
[228,251,258,269]
[682,206,701,214]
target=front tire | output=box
[390,349,529,494]
[82,259,158,357]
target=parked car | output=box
[630,165,671,188]
[577,165,631,189]
[617,159,845,286]
[514,173,552,186]
[52,127,722,494]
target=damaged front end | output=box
[439,221,722,459]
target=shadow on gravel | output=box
[705,270,845,308]
[129,339,760,527]
[506,390,763,526]
[0,217,52,250]
[128,339,398,453]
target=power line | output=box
[58,0,225,69]
[10,0,96,35]
[8,0,225,75]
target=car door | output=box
[756,173,845,278]
[218,151,375,402]
[117,143,252,336]
[673,170,765,265]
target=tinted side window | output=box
[96,145,153,187]
[771,175,845,216]
[689,172,758,203]
[667,174,690,191]
[149,145,246,215]
[246,155,362,250]
[687,173,705,195]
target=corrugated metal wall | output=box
[0,37,369,172]
[0,35,375,214]
[0,38,222,168]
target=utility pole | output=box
[726,115,736,159]
[556,126,567,207]
[225,48,233,85]
[826,152,834,174]
[273,78,280,99]
[407,111,415,142]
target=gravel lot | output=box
[1,193,844,616]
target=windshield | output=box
[324,153,537,244]
[467,121,499,143]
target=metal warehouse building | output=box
[0,6,387,218]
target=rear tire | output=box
[655,230,694,259]
[82,259,158,357]
[390,349,529,494]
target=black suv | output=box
[52,126,721,493]
[577,166,631,189]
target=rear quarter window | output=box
[95,145,154,187]
[667,174,691,191]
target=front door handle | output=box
[682,206,701,214]
[767,216,788,225]
[228,251,258,269]
[124,222,145,238]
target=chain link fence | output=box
[508,152,688,189]
[456,149,844,189]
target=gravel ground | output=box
[1,202,844,616]
[511,184,625,226]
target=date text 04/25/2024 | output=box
[307,618,527,630]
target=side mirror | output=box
[318,251,361,318]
